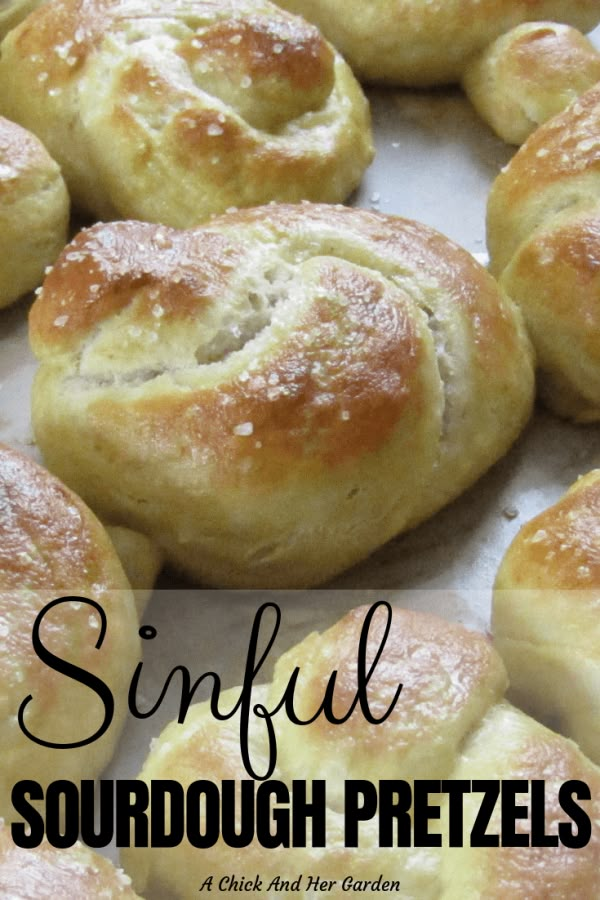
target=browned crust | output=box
[29,205,523,476]
[496,470,600,590]
[0,442,129,594]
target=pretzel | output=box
[0,0,373,226]
[487,82,600,420]
[29,203,534,587]
[0,443,140,817]
[463,22,600,145]
[494,469,600,766]
[122,604,600,898]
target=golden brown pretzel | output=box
[0,442,140,817]
[462,22,600,145]
[487,82,600,421]
[0,115,68,310]
[494,469,600,765]
[271,0,600,85]
[0,0,373,226]
[122,604,600,898]
[29,203,534,588]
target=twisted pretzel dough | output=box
[122,605,600,898]
[29,204,534,588]
[0,0,373,226]
[0,116,68,310]
[463,22,600,145]
[0,443,140,818]
[272,0,600,86]
[494,469,600,766]
[487,82,600,421]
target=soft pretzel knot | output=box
[487,83,600,422]
[494,469,600,766]
[29,204,534,588]
[462,22,600,145]
[271,0,600,85]
[0,0,373,226]
[0,443,140,818]
[122,605,600,897]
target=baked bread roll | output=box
[462,22,600,145]
[494,470,600,765]
[441,701,600,897]
[29,204,534,588]
[0,820,142,898]
[271,0,600,85]
[0,0,43,41]
[0,0,373,227]
[0,442,140,817]
[487,82,600,421]
[0,116,68,310]
[122,605,600,898]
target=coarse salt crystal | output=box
[233,422,254,436]
[155,231,172,249]
[55,40,73,59]
[53,315,69,327]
